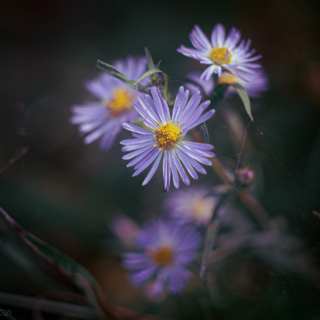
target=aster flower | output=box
[185,71,215,96]
[70,56,148,150]
[122,219,202,295]
[186,69,268,98]
[177,24,262,81]
[218,70,269,98]
[110,215,139,248]
[164,186,218,225]
[120,86,215,191]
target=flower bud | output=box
[236,168,254,186]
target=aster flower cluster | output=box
[67,22,269,297]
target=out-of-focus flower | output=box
[185,71,215,96]
[177,24,261,81]
[164,186,218,225]
[121,86,215,191]
[218,70,268,98]
[110,215,139,248]
[122,219,201,295]
[186,70,268,98]
[70,56,147,150]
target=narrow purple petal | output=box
[142,152,163,186]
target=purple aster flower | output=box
[185,71,215,96]
[122,219,202,295]
[110,215,139,248]
[186,69,268,98]
[120,86,215,191]
[177,24,262,81]
[218,70,269,98]
[164,186,218,225]
[70,56,148,150]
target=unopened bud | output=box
[236,168,254,186]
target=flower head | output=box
[70,56,147,150]
[186,69,268,98]
[164,186,218,225]
[120,86,215,190]
[110,215,139,248]
[122,219,202,295]
[218,70,269,98]
[185,71,215,96]
[177,24,262,81]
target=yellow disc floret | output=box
[103,87,134,116]
[209,47,232,65]
[154,120,182,151]
[149,245,174,266]
[218,71,239,85]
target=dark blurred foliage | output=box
[1,0,320,319]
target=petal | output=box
[175,149,198,180]
[188,109,216,129]
[132,148,160,177]
[172,150,190,186]
[169,151,180,189]
[163,152,170,191]
[142,152,163,186]
[122,123,153,135]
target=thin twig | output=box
[238,192,270,229]
[0,146,29,176]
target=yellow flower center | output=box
[190,197,215,222]
[154,120,182,151]
[218,71,240,85]
[103,87,133,116]
[209,47,232,65]
[149,246,174,266]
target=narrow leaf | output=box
[200,218,219,279]
[200,193,230,278]
[97,59,151,93]
[133,69,168,85]
[145,47,154,72]
[0,208,107,317]
[96,59,123,74]
[198,122,210,143]
[231,83,253,121]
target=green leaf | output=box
[0,208,107,318]
[97,59,151,93]
[145,47,154,72]
[96,59,124,74]
[198,122,210,143]
[200,193,231,279]
[200,218,220,279]
[133,69,168,85]
[231,83,253,121]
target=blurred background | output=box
[1,0,320,319]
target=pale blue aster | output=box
[70,56,147,150]
[120,86,215,191]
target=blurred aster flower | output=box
[110,215,139,248]
[218,70,269,98]
[186,70,268,98]
[185,71,215,96]
[122,219,202,295]
[121,86,215,191]
[164,186,218,225]
[70,56,147,150]
[177,24,261,81]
